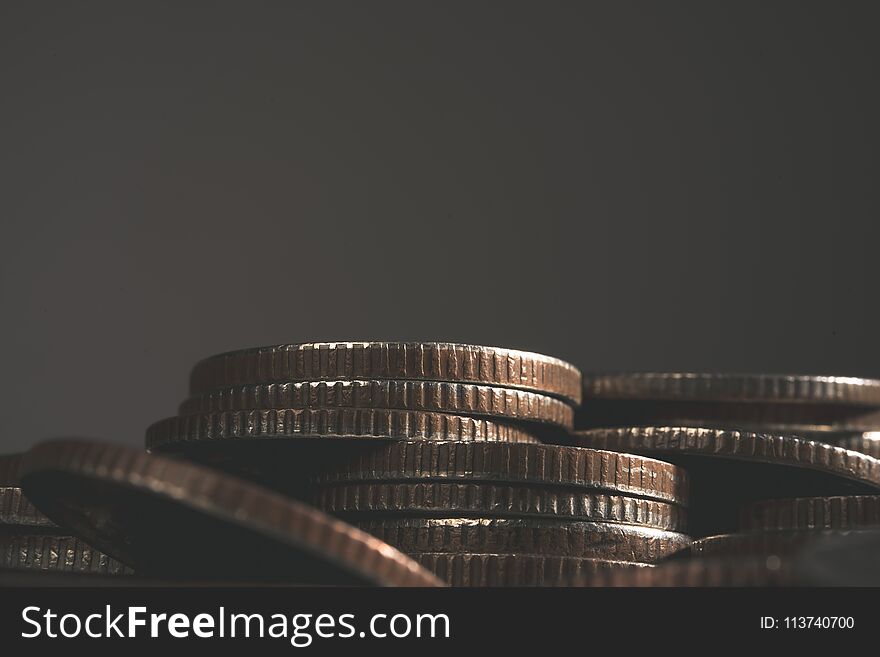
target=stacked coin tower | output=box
[144,343,691,585]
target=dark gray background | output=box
[2,1,878,452]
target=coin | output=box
[573,427,880,489]
[583,373,880,405]
[581,557,795,587]
[189,342,583,405]
[178,380,574,429]
[410,552,649,587]
[313,440,690,506]
[0,534,131,575]
[354,517,691,561]
[19,439,443,586]
[0,454,55,529]
[688,530,870,557]
[573,427,880,534]
[821,431,880,458]
[146,408,540,452]
[314,482,687,530]
[741,495,880,531]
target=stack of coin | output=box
[0,453,129,578]
[310,440,691,585]
[147,342,582,495]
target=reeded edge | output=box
[315,482,687,531]
[0,533,131,575]
[583,372,880,406]
[572,427,880,490]
[178,380,575,429]
[313,440,691,507]
[19,439,443,587]
[741,495,880,531]
[189,341,583,405]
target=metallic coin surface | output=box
[822,431,880,458]
[313,440,690,506]
[315,482,687,530]
[411,552,649,587]
[178,380,574,429]
[688,530,871,557]
[573,427,880,490]
[189,342,583,405]
[355,517,691,561]
[146,409,540,452]
[581,557,795,587]
[0,454,55,528]
[0,534,130,575]
[741,495,880,531]
[583,372,880,405]
[19,439,443,586]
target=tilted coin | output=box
[178,380,574,429]
[146,408,540,452]
[0,534,130,575]
[573,427,880,489]
[0,454,55,528]
[581,557,795,587]
[189,342,583,405]
[821,431,880,458]
[741,495,880,531]
[688,530,871,557]
[573,427,880,534]
[583,372,880,405]
[411,552,649,587]
[314,482,687,530]
[313,440,690,506]
[354,517,691,561]
[19,439,443,586]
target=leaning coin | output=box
[19,439,443,586]
[178,380,574,429]
[354,517,691,561]
[0,534,131,575]
[0,454,55,528]
[146,409,540,452]
[314,482,687,531]
[313,441,690,506]
[581,557,796,587]
[411,552,649,587]
[583,372,880,406]
[741,495,880,531]
[189,342,583,405]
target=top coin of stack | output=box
[149,343,582,457]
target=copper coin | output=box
[178,380,574,429]
[146,408,540,452]
[315,482,687,531]
[313,440,690,506]
[741,495,880,531]
[189,342,582,405]
[583,372,880,405]
[19,439,442,586]
[0,533,130,575]
[411,552,649,587]
[354,517,691,561]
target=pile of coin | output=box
[4,351,880,586]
